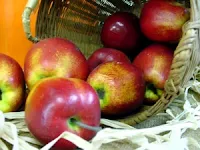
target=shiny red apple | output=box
[101,12,142,53]
[87,48,131,72]
[0,53,25,112]
[25,77,101,150]
[24,37,89,90]
[87,61,145,116]
[132,43,174,104]
[140,0,190,43]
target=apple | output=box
[25,77,101,150]
[87,61,145,116]
[140,0,190,42]
[0,53,25,112]
[132,43,174,104]
[100,11,142,54]
[87,48,131,72]
[24,37,89,90]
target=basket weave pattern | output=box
[0,0,200,149]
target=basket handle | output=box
[22,0,39,43]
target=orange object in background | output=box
[0,0,37,68]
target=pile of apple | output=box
[0,0,190,150]
[99,0,189,105]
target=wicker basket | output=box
[0,0,199,149]
[22,0,200,126]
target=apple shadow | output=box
[101,104,151,120]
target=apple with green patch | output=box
[133,43,174,104]
[24,37,89,90]
[87,61,145,116]
[25,77,101,150]
[0,53,25,112]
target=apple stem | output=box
[74,120,102,132]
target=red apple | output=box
[140,0,190,42]
[87,61,145,116]
[0,53,25,112]
[24,37,89,90]
[101,12,142,53]
[25,77,101,150]
[132,43,174,104]
[87,48,131,72]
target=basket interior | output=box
[35,0,146,58]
